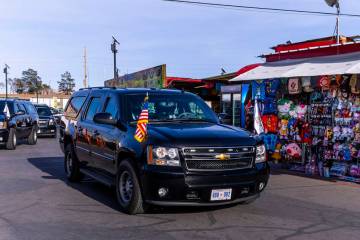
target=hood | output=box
[146,122,257,147]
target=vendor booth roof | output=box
[231,52,360,81]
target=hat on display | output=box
[302,76,314,92]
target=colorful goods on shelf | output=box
[252,74,360,183]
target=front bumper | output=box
[141,162,269,206]
[0,129,9,145]
[37,125,57,136]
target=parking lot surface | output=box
[1,138,360,240]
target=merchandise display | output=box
[252,74,360,183]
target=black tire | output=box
[64,144,83,182]
[6,128,16,150]
[27,127,37,145]
[116,159,147,215]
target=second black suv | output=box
[0,99,39,149]
[34,104,57,138]
[59,88,269,214]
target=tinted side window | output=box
[65,96,86,118]
[104,97,119,119]
[24,103,37,115]
[85,98,101,121]
[17,103,27,113]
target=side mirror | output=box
[15,110,25,116]
[93,112,117,125]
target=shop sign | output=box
[104,64,166,88]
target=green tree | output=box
[58,71,75,95]
[9,78,26,94]
[21,69,42,94]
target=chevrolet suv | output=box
[59,88,269,214]
[0,99,39,149]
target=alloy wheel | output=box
[119,171,134,204]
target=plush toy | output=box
[296,104,307,119]
[277,99,293,118]
[279,119,289,140]
[271,143,282,162]
[289,105,297,119]
[286,143,302,159]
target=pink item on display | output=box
[286,143,302,159]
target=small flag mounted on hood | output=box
[134,93,149,143]
[3,102,10,118]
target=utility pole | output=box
[111,36,119,82]
[35,77,39,103]
[3,64,10,99]
[83,47,88,88]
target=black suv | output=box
[0,99,39,150]
[34,104,57,138]
[59,88,269,214]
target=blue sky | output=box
[1,0,360,92]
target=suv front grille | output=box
[182,147,254,171]
[38,120,48,127]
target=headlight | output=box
[255,144,266,163]
[147,146,180,166]
[49,119,55,125]
[0,121,6,129]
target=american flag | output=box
[134,94,149,143]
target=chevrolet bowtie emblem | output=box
[215,154,231,161]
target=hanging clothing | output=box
[265,79,280,97]
[252,80,266,100]
[261,114,278,133]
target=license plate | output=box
[210,189,232,201]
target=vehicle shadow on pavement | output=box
[27,156,237,215]
[27,156,122,212]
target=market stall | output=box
[231,51,360,183]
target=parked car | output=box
[0,98,39,150]
[34,104,57,138]
[50,107,63,125]
[59,87,269,214]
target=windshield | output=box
[125,93,218,123]
[36,106,52,117]
[0,101,14,116]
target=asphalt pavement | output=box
[1,138,360,240]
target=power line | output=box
[162,0,360,17]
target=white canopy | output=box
[231,52,360,81]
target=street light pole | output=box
[3,64,10,100]
[111,36,119,82]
